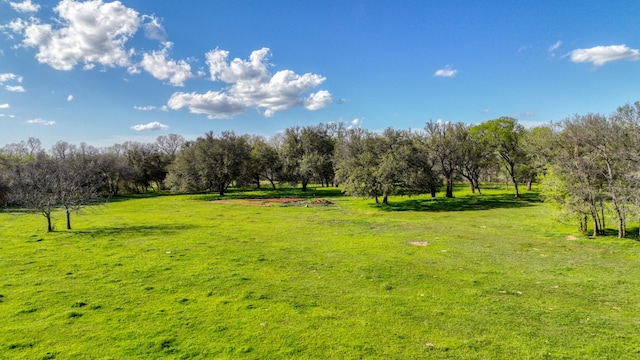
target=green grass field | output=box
[1,186,639,359]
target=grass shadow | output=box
[191,187,345,201]
[71,224,197,238]
[374,192,542,212]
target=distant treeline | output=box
[2,101,640,237]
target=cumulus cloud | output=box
[16,0,141,70]
[6,85,25,92]
[434,65,457,78]
[131,121,169,131]
[304,90,333,111]
[168,47,331,118]
[1,17,29,33]
[569,44,640,67]
[26,118,55,125]
[134,105,156,111]
[207,47,270,83]
[67,94,74,101]
[141,42,193,86]
[9,0,40,13]
[0,103,9,109]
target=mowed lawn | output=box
[1,187,639,359]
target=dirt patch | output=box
[309,199,334,205]
[566,235,578,241]
[410,241,429,246]
[213,198,305,207]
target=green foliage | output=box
[1,187,640,358]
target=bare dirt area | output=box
[212,198,306,206]
[410,241,429,246]
[212,198,335,207]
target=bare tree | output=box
[9,153,59,232]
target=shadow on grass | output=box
[105,191,173,203]
[191,187,345,201]
[71,224,197,238]
[374,192,542,212]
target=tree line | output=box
[2,101,640,237]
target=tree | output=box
[9,153,59,232]
[247,136,282,190]
[474,117,526,197]
[335,128,422,204]
[51,142,104,230]
[280,124,335,191]
[520,126,554,190]
[425,120,465,198]
[156,133,185,159]
[335,128,384,202]
[165,131,251,195]
[543,112,640,238]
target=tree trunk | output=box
[66,208,72,230]
[382,194,388,204]
[46,213,53,233]
[301,179,308,192]
[527,179,533,191]
[588,203,599,237]
[445,175,454,198]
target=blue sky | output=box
[2,0,640,148]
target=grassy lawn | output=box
[1,186,639,359]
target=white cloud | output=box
[26,118,55,125]
[347,118,363,129]
[569,44,640,67]
[1,17,29,33]
[18,0,141,70]
[6,85,25,92]
[206,47,270,83]
[9,0,40,13]
[434,65,457,78]
[168,47,331,118]
[142,15,166,41]
[131,121,169,131]
[304,90,333,111]
[549,40,562,52]
[134,105,156,111]
[0,103,9,109]
[0,73,23,83]
[67,94,73,101]
[141,42,193,86]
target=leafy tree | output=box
[474,117,526,197]
[166,131,251,195]
[336,128,425,203]
[335,128,384,202]
[281,124,335,191]
[520,126,554,190]
[247,136,282,190]
[425,120,465,198]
